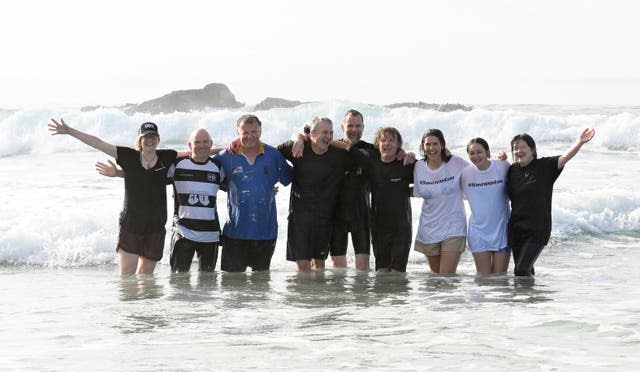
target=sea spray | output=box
[1,103,639,266]
[1,102,639,157]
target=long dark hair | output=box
[510,133,537,160]
[467,137,490,155]
[420,129,451,162]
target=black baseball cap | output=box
[138,122,159,136]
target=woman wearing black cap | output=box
[49,118,178,276]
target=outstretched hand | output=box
[579,128,596,144]
[48,118,70,135]
[496,151,508,161]
[96,160,118,177]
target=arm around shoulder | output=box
[277,141,295,161]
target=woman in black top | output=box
[49,119,178,276]
[507,128,595,276]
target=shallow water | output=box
[1,234,638,371]
[1,104,639,370]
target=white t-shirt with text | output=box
[461,159,510,252]
[413,155,469,244]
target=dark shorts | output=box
[221,236,276,272]
[330,219,371,256]
[117,227,166,262]
[372,228,411,272]
[286,215,331,262]
[170,230,219,272]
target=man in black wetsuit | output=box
[291,110,412,271]
[278,117,349,271]
[329,110,374,270]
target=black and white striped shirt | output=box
[167,156,225,243]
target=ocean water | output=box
[1,103,639,370]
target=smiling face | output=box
[512,139,534,167]
[238,120,262,151]
[310,120,333,154]
[377,130,400,162]
[137,133,159,151]
[342,113,364,145]
[422,135,443,162]
[188,128,212,162]
[467,142,491,170]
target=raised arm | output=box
[49,118,117,158]
[558,128,596,169]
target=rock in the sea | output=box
[385,102,472,112]
[254,97,304,111]
[125,83,244,114]
[80,105,102,112]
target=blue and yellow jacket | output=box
[217,142,292,240]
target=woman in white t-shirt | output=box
[460,138,511,274]
[413,129,469,274]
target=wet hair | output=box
[309,117,333,132]
[466,137,490,154]
[374,127,403,153]
[420,129,451,162]
[510,133,537,160]
[236,114,262,127]
[343,109,364,123]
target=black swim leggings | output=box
[512,239,546,276]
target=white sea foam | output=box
[553,190,640,238]
[1,103,639,266]
[1,102,639,157]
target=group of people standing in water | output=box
[49,109,595,277]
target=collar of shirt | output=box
[237,141,265,155]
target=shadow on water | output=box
[166,271,219,301]
[118,274,164,302]
[368,272,411,306]
[415,273,462,293]
[218,271,273,306]
[471,275,556,304]
[116,274,170,334]
[284,269,412,308]
[409,273,469,308]
[220,271,272,291]
[285,269,362,308]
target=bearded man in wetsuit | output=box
[328,110,374,270]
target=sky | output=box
[1,0,639,107]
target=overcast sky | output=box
[2,0,639,107]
